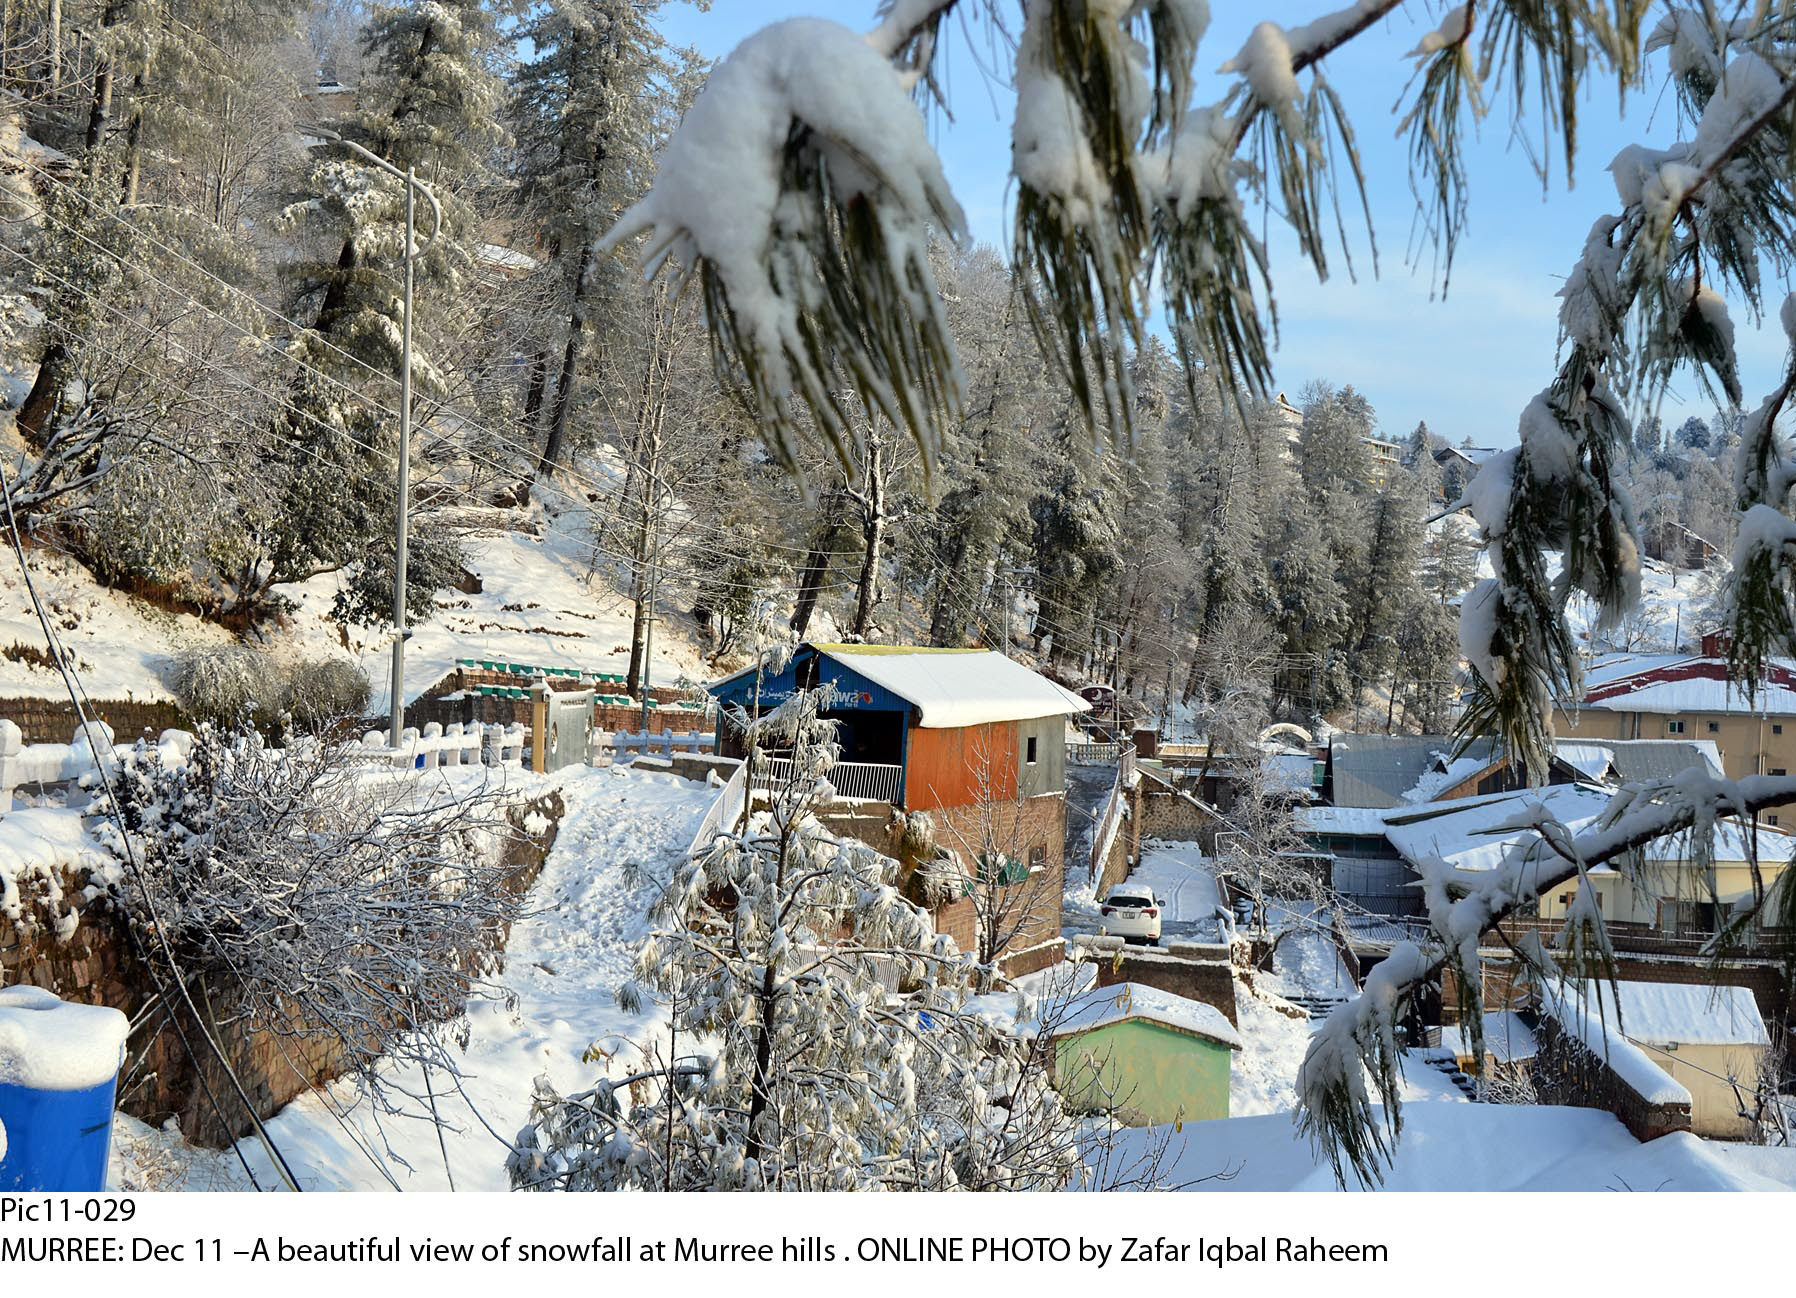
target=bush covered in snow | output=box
[94,727,522,1114]
[281,657,372,733]
[169,644,284,729]
[509,688,1093,1192]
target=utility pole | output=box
[309,131,440,744]
[391,167,416,746]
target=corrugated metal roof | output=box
[1327,733,1497,808]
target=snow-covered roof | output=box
[1573,653,1796,715]
[1048,982,1241,1050]
[812,645,1090,728]
[1560,980,1770,1048]
[1552,738,1725,783]
[1382,785,1612,873]
[1440,1011,1538,1063]
[1294,805,1392,836]
[1326,733,1497,808]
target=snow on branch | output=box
[602,18,967,483]
[1298,764,1796,1185]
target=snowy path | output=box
[111,765,713,1191]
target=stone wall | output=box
[1531,1014,1693,1142]
[0,696,189,744]
[1085,938,1240,1027]
[1,791,565,1148]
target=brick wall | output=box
[819,793,1067,971]
[1,791,566,1148]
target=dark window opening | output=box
[1025,735,1039,765]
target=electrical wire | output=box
[0,458,303,1192]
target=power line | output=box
[0,457,303,1192]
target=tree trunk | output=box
[15,341,67,443]
[849,442,885,640]
[536,243,593,480]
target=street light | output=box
[309,129,441,746]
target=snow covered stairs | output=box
[1284,992,1350,1022]
[1420,1049,1480,1099]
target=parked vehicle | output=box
[1099,886,1162,944]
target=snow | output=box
[601,17,963,426]
[1294,804,1391,835]
[108,764,714,1191]
[0,986,129,1091]
[1400,749,1490,803]
[1115,1104,1795,1191]
[1383,785,1611,875]
[1408,4,1470,57]
[0,806,118,939]
[1049,982,1241,1050]
[274,502,709,707]
[1125,841,1221,925]
[807,645,1089,728]
[1557,979,1769,1048]
[1220,23,1301,134]
[1440,1011,1538,1063]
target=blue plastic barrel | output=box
[0,986,130,1192]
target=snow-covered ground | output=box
[0,496,713,717]
[275,501,712,712]
[109,763,714,1191]
[1122,1104,1796,1191]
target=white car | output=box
[1099,886,1162,944]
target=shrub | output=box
[169,644,283,728]
[283,658,372,732]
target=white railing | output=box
[1087,746,1138,882]
[359,721,527,770]
[749,757,902,804]
[1069,740,1127,765]
[686,759,749,857]
[611,729,717,757]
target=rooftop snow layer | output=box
[813,645,1090,728]
[1561,980,1769,1048]
[1539,986,1693,1105]
[1048,982,1241,1050]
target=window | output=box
[1029,844,1047,872]
[1025,735,1039,765]
[1771,768,1788,778]
[1666,720,1686,734]
[1776,724,1785,735]
[1707,721,1720,734]
[1770,815,1781,826]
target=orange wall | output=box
[905,722,1019,810]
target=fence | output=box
[1087,745,1138,883]
[357,721,528,770]
[610,729,717,758]
[686,760,749,857]
[1069,740,1129,765]
[749,757,902,804]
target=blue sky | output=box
[653,2,1791,447]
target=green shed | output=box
[1047,982,1240,1127]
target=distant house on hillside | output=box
[707,644,1090,972]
